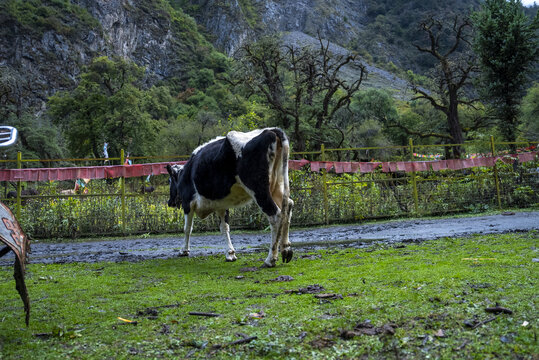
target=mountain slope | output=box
[175,0,482,73]
[0,0,214,110]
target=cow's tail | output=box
[270,128,293,262]
[270,128,290,208]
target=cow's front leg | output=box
[218,210,236,262]
[181,212,194,256]
[280,198,294,263]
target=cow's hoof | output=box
[226,251,237,262]
[179,250,190,257]
[262,259,276,268]
[281,248,293,263]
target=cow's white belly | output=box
[192,183,253,219]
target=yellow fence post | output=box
[16,151,22,219]
[409,138,419,214]
[321,144,329,225]
[490,136,502,209]
[120,149,126,234]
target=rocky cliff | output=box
[0,0,212,110]
[183,0,368,55]
[1,0,440,115]
[180,0,412,96]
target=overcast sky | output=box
[522,0,537,6]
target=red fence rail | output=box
[0,152,536,182]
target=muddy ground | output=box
[1,211,538,265]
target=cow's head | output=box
[166,164,184,208]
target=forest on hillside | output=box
[0,0,537,164]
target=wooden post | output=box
[409,138,419,214]
[321,144,329,225]
[16,151,22,219]
[490,136,502,209]
[120,149,126,234]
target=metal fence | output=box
[1,138,537,239]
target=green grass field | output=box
[1,232,537,359]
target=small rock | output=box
[434,329,446,338]
[269,275,294,282]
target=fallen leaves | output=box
[341,320,397,339]
[247,310,265,319]
[239,267,259,272]
[268,275,294,282]
[284,284,325,294]
[117,316,137,324]
[212,335,258,350]
[188,311,221,317]
[282,283,342,302]
[485,306,513,315]
[34,325,84,339]
[314,293,343,300]
[433,329,446,338]
[463,304,515,329]
[137,307,159,320]
[309,336,335,349]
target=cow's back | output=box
[185,137,238,202]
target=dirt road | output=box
[2,211,538,265]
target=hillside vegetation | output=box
[0,0,537,162]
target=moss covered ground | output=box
[1,232,537,359]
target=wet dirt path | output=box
[2,211,538,265]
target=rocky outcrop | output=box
[0,0,208,110]
[74,0,187,79]
[185,0,254,55]
[186,0,368,55]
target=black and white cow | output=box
[166,128,293,267]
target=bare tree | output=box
[227,35,366,152]
[410,15,479,158]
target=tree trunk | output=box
[447,90,464,159]
[293,115,305,152]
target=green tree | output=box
[385,99,447,146]
[48,56,168,158]
[9,114,65,161]
[473,0,539,144]
[158,111,226,156]
[334,89,396,152]
[1,65,65,162]
[519,82,539,140]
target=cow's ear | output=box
[166,164,173,176]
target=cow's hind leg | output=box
[263,211,282,267]
[217,210,237,262]
[181,212,194,256]
[280,198,294,263]
[270,174,293,264]
[243,184,288,267]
